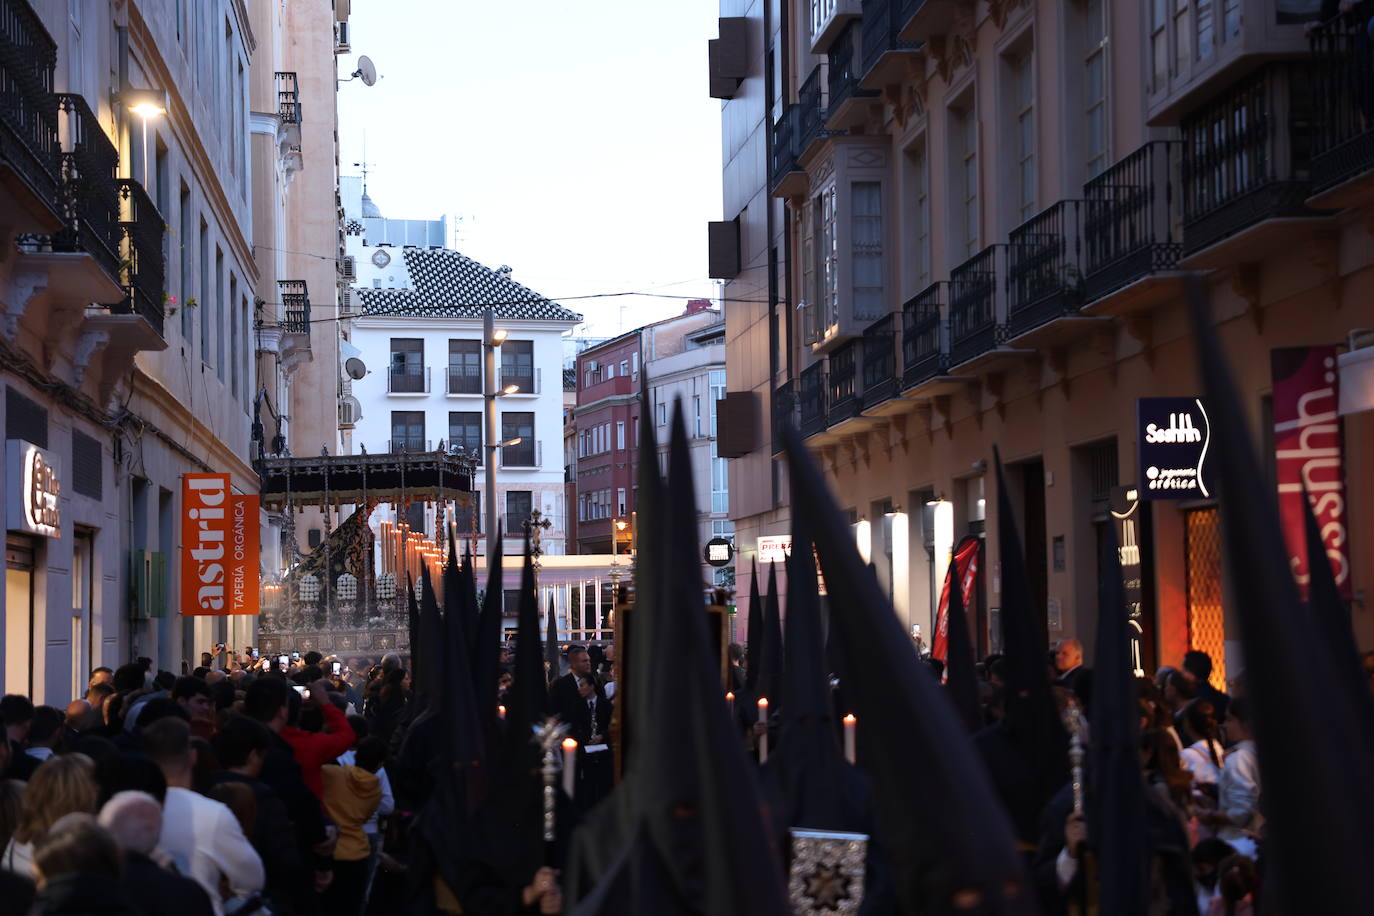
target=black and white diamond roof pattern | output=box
[356,247,581,322]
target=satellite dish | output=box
[354,56,377,87]
[345,357,367,380]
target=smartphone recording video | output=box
[332,662,342,676]
[279,655,289,669]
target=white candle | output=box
[757,697,769,764]
[562,738,578,797]
[726,691,734,720]
[843,714,857,764]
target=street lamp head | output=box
[490,328,508,345]
[120,88,167,119]
[497,436,522,448]
[614,519,628,532]
[500,383,519,395]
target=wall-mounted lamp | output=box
[118,89,167,181]
[500,383,519,396]
[488,328,508,346]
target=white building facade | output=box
[342,199,580,557]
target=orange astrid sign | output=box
[182,474,260,616]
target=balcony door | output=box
[501,412,536,466]
[449,339,481,394]
[505,490,533,538]
[501,340,535,393]
[391,411,425,452]
[448,411,482,461]
[390,339,424,392]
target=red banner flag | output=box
[182,475,260,615]
[1272,345,1350,600]
[932,536,981,663]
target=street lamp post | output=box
[482,312,508,553]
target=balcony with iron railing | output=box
[810,0,862,55]
[902,283,946,390]
[447,364,482,394]
[500,366,541,395]
[388,364,430,394]
[827,21,878,129]
[948,245,1003,368]
[798,64,830,161]
[0,0,62,232]
[860,313,898,407]
[799,362,828,439]
[114,179,166,337]
[1307,2,1374,202]
[278,279,311,335]
[1082,141,1184,305]
[500,439,541,468]
[827,338,860,425]
[859,0,920,88]
[769,103,803,195]
[275,72,300,124]
[1006,200,1086,339]
[1179,63,1327,260]
[388,437,431,453]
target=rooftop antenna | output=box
[353,133,374,194]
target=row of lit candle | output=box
[725,691,856,765]
[377,518,448,588]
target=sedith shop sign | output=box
[1137,397,1216,499]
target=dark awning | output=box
[255,450,475,509]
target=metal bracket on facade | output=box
[1228,263,1263,333]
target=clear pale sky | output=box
[337,0,725,338]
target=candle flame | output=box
[757,697,768,708]
[843,714,856,725]
[725,691,735,701]
[498,705,506,715]
[562,737,578,751]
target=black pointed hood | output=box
[757,561,784,707]
[1088,523,1148,913]
[784,426,1033,914]
[473,525,504,744]
[507,533,548,750]
[1187,277,1374,910]
[745,559,762,695]
[993,447,1069,829]
[546,594,561,684]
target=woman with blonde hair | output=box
[1,754,97,877]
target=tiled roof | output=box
[357,247,582,323]
[344,219,363,235]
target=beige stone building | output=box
[714,0,1374,680]
[0,0,345,703]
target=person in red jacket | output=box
[282,680,357,801]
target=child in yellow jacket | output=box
[320,735,385,914]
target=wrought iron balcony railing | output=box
[948,245,1003,367]
[861,313,898,405]
[1180,63,1320,254]
[799,362,828,439]
[1007,199,1085,337]
[1082,140,1183,302]
[18,93,121,281]
[902,282,946,389]
[388,437,430,453]
[388,364,430,394]
[860,0,918,80]
[798,64,829,157]
[1308,2,1374,194]
[114,179,166,336]
[275,71,300,124]
[278,279,311,334]
[769,104,802,192]
[827,338,860,424]
[828,21,877,115]
[0,0,60,218]
[447,366,482,394]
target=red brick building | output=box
[574,333,642,554]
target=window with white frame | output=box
[694,396,702,438]
[1150,0,1168,91]
[616,421,625,451]
[1173,0,1191,77]
[851,181,884,321]
[709,369,726,436]
[820,186,839,330]
[911,143,931,291]
[1196,0,1214,61]
[711,442,728,514]
[1222,0,1239,41]
[801,196,818,342]
[657,402,666,425]
[953,102,979,259]
[1011,50,1037,222]
[1084,0,1109,180]
[616,487,626,516]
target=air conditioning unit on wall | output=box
[335,21,351,53]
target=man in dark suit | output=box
[550,645,594,723]
[1053,638,1093,705]
[1182,649,1230,721]
[566,673,614,812]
